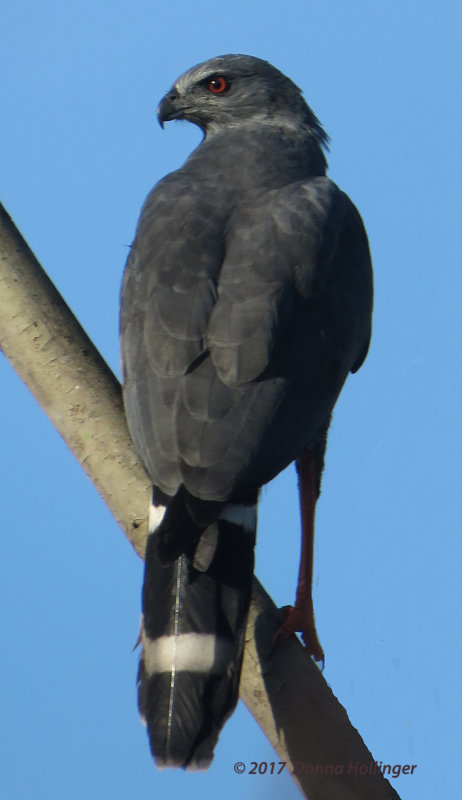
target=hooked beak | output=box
[157,90,184,129]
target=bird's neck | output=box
[186,121,327,192]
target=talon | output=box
[311,654,325,672]
[272,605,302,644]
[272,604,324,664]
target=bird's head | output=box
[157,54,328,147]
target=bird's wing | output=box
[121,173,226,380]
[121,171,230,493]
[208,176,372,385]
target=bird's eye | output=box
[208,76,228,94]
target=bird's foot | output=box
[272,605,324,667]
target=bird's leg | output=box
[273,449,324,662]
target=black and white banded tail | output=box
[137,490,257,769]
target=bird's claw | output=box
[272,605,325,667]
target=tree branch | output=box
[0,202,401,800]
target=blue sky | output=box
[1,1,461,798]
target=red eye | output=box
[208,76,228,94]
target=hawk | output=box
[120,54,373,770]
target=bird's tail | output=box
[137,492,257,769]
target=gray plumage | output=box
[120,54,373,769]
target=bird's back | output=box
[121,142,372,501]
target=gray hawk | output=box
[120,54,373,770]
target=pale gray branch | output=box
[0,203,400,800]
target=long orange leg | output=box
[272,449,324,663]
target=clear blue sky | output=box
[1,2,461,798]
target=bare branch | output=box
[0,203,401,800]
